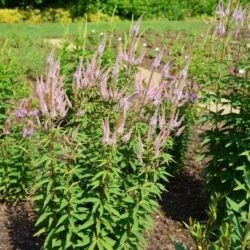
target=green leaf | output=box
[35,212,53,226]
[100,238,114,250]
[56,214,68,227]
[34,227,46,237]
[88,239,97,250]
[79,216,95,230]
[226,197,241,213]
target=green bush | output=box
[2,18,198,249]
[187,1,250,249]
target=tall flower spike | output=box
[136,133,144,163]
[162,59,175,80]
[97,35,108,58]
[216,0,226,17]
[180,59,191,79]
[150,107,158,128]
[117,112,126,135]
[131,15,143,37]
[102,118,110,144]
[159,107,166,130]
[152,50,164,70]
[232,5,244,24]
[217,19,226,37]
[170,111,185,129]
[154,129,167,157]
[176,125,186,137]
[47,48,55,66]
[123,127,134,143]
[22,120,34,138]
[74,57,83,81]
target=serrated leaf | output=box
[79,216,94,230]
[35,212,53,226]
[56,214,68,227]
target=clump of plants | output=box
[2,17,198,249]
[186,0,250,249]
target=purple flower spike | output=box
[152,50,164,70]
[180,59,191,79]
[22,120,34,138]
[232,5,244,24]
[15,108,27,118]
[131,15,143,37]
[170,111,185,129]
[123,128,133,143]
[162,59,175,79]
[102,118,110,144]
[47,48,55,66]
[109,133,117,146]
[154,129,166,157]
[97,35,108,57]
[216,0,226,17]
[136,133,144,163]
[159,107,166,129]
[150,107,158,128]
[217,19,226,37]
[117,113,126,135]
[176,126,186,137]
[74,57,83,83]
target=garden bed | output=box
[0,123,208,250]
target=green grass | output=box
[0,19,207,39]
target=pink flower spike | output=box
[97,35,108,57]
[152,50,164,70]
[232,5,244,24]
[131,15,143,37]
[74,57,83,82]
[159,107,166,129]
[176,126,186,137]
[123,128,134,143]
[150,107,158,128]
[217,19,226,37]
[22,120,34,138]
[216,0,226,17]
[47,48,55,66]
[102,118,110,144]
[162,59,175,79]
[136,133,144,163]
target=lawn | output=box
[0,19,208,39]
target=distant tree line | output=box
[0,0,249,20]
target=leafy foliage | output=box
[187,1,250,249]
[1,17,198,249]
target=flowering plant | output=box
[2,16,198,249]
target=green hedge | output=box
[1,0,249,20]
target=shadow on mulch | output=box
[161,172,209,222]
[5,203,42,250]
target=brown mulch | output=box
[0,202,43,250]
